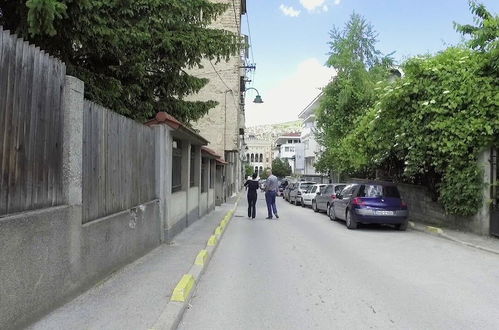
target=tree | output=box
[271,158,291,178]
[244,164,254,178]
[315,12,392,175]
[0,0,241,122]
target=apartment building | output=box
[187,0,248,200]
[245,135,273,176]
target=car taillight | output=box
[401,200,407,208]
[352,197,365,206]
[330,195,336,200]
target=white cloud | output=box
[279,4,301,17]
[334,0,341,5]
[245,58,336,127]
[299,0,325,11]
[322,4,329,12]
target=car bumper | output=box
[352,209,408,224]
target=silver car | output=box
[301,184,327,207]
[312,183,346,213]
[289,181,315,205]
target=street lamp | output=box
[245,87,264,103]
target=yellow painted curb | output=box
[195,249,209,266]
[220,219,227,229]
[207,235,218,246]
[426,226,443,234]
[171,274,195,302]
[214,226,223,238]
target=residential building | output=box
[187,0,248,199]
[273,133,301,172]
[296,92,324,175]
[245,135,273,176]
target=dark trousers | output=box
[247,194,257,218]
[265,191,277,218]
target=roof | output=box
[145,112,208,146]
[281,132,301,137]
[298,92,324,119]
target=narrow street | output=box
[179,194,499,330]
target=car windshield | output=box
[358,184,400,198]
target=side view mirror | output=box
[336,193,342,199]
[316,192,321,196]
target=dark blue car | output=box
[328,182,408,230]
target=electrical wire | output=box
[208,60,238,109]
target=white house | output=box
[273,133,301,172]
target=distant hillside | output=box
[246,120,302,142]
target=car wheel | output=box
[396,221,408,231]
[346,209,357,229]
[326,203,330,216]
[312,200,319,213]
[329,205,336,221]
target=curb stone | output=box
[150,198,240,330]
[408,221,499,256]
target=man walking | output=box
[264,169,279,219]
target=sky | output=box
[242,0,499,127]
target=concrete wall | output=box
[398,183,487,235]
[398,149,492,235]
[0,201,160,330]
[188,187,200,225]
[199,192,208,217]
[169,191,188,239]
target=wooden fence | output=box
[82,101,156,223]
[0,27,66,216]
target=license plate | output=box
[375,210,394,216]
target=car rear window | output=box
[300,183,313,190]
[358,184,400,198]
[334,185,346,193]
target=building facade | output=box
[296,93,324,175]
[273,133,301,173]
[245,135,273,176]
[188,0,248,199]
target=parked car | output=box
[289,181,315,205]
[284,182,296,201]
[301,184,327,207]
[278,180,289,196]
[313,183,346,213]
[328,182,408,230]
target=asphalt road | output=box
[179,193,499,330]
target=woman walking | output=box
[244,172,259,219]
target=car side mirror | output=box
[316,192,321,196]
[336,193,342,199]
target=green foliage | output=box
[244,164,254,178]
[0,0,241,122]
[316,12,392,176]
[271,158,291,178]
[316,7,498,216]
[260,168,270,180]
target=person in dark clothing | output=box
[244,172,259,219]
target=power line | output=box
[208,60,238,109]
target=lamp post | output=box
[245,87,264,103]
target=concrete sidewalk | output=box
[28,197,239,330]
[410,221,499,255]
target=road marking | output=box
[207,234,218,246]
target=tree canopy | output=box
[0,0,242,122]
[271,158,292,178]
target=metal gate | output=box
[490,148,499,237]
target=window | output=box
[310,186,317,193]
[334,185,346,194]
[340,185,356,198]
[251,153,254,162]
[254,166,258,174]
[172,140,182,192]
[260,154,263,162]
[358,185,401,198]
[259,166,263,174]
[285,147,290,152]
[288,139,293,144]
